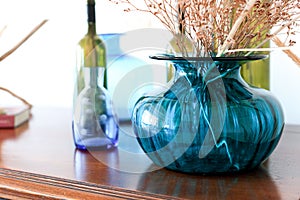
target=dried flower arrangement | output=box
[110,0,300,65]
[0,20,48,110]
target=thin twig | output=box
[0,25,7,37]
[0,87,32,110]
[0,19,48,62]
[226,46,296,53]
[272,36,300,67]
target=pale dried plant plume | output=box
[110,0,300,66]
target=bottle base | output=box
[72,121,118,151]
[74,137,118,151]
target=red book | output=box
[0,105,30,128]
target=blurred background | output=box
[0,0,299,124]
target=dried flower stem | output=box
[272,36,300,67]
[0,19,48,62]
[216,0,257,57]
[0,25,7,37]
[226,46,296,53]
[245,14,300,56]
[0,87,32,109]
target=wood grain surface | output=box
[0,107,299,199]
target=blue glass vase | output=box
[131,55,284,174]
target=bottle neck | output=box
[87,23,96,35]
[87,0,96,35]
[84,67,104,88]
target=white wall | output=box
[0,0,299,124]
[270,44,300,124]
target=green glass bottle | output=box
[76,0,107,92]
[240,19,270,91]
[241,42,270,90]
[241,55,270,90]
[72,0,118,150]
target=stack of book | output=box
[0,105,30,128]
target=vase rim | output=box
[149,54,268,62]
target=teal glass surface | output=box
[131,55,284,174]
